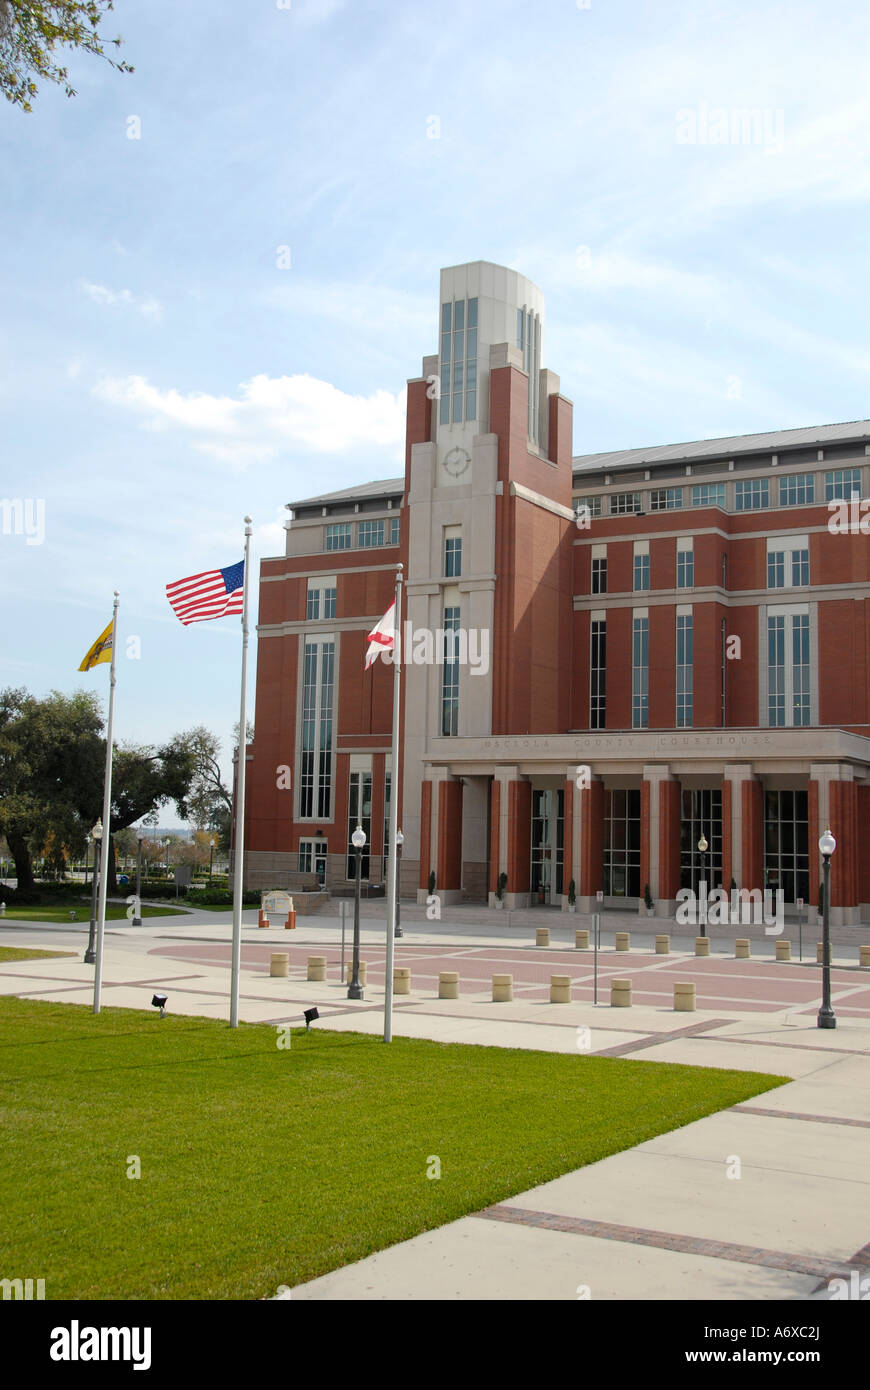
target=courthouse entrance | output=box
[530,787,564,906]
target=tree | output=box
[1,0,133,112]
[177,723,252,856]
[104,737,198,892]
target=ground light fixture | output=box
[151,993,168,1018]
[304,1007,319,1031]
[818,827,837,1030]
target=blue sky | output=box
[2,0,869,786]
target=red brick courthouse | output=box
[242,260,870,926]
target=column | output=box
[810,763,858,925]
[436,777,463,905]
[578,776,605,912]
[505,776,531,909]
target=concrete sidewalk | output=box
[3,918,869,1301]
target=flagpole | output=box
[230,517,253,1028]
[93,591,119,1016]
[384,564,403,1043]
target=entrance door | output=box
[299,839,328,886]
[530,789,564,905]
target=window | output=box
[444,530,462,577]
[347,767,372,880]
[767,610,810,727]
[692,483,726,508]
[779,474,815,506]
[767,538,809,589]
[300,638,335,818]
[517,304,540,441]
[825,468,862,501]
[591,547,607,594]
[650,487,683,511]
[306,577,336,620]
[610,491,641,515]
[676,612,693,728]
[325,523,351,551]
[677,539,694,589]
[633,547,650,592]
[680,789,722,894]
[632,614,649,729]
[440,297,478,426]
[441,606,460,735]
[735,478,770,511]
[590,615,606,729]
[603,789,641,898]
[358,519,385,548]
[575,494,603,518]
[530,789,564,901]
[764,790,809,904]
[387,516,400,545]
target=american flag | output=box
[166,559,245,626]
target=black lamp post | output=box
[133,830,144,926]
[697,832,708,937]
[348,823,366,1000]
[84,819,103,964]
[818,827,837,1030]
[394,828,404,939]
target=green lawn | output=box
[0,904,180,923]
[0,946,76,961]
[0,996,787,1301]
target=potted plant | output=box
[643,882,654,917]
[428,869,436,897]
[567,878,576,913]
[492,871,507,909]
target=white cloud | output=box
[79,281,163,321]
[94,370,407,463]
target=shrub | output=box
[643,882,654,911]
[567,878,576,905]
[428,870,436,896]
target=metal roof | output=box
[288,477,405,510]
[572,419,870,474]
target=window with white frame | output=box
[676,537,693,589]
[347,759,373,880]
[575,494,603,519]
[610,491,641,515]
[825,468,862,501]
[591,544,607,595]
[633,541,650,592]
[766,536,809,589]
[692,482,726,508]
[767,607,810,727]
[779,474,815,506]
[676,609,693,727]
[590,612,606,729]
[735,478,770,511]
[444,526,462,578]
[441,605,461,736]
[358,519,385,548]
[306,576,337,620]
[650,487,683,511]
[300,636,335,818]
[632,612,649,729]
[325,522,351,551]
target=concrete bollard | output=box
[615,931,630,951]
[575,929,590,950]
[655,934,670,954]
[270,952,290,978]
[346,961,367,985]
[307,956,326,982]
[439,971,460,1000]
[492,973,513,1002]
[776,940,791,962]
[550,974,571,1003]
[284,910,296,930]
[536,927,550,947]
[394,967,411,995]
[674,981,696,1012]
[817,942,832,966]
[695,936,710,957]
[611,978,632,1008]
[860,945,870,969]
[735,939,751,959]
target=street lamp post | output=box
[394,829,404,939]
[697,832,709,937]
[84,819,103,964]
[133,830,144,926]
[818,828,837,1030]
[209,838,216,880]
[348,824,366,1000]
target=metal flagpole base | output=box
[817,1009,836,1029]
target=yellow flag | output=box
[79,620,114,672]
